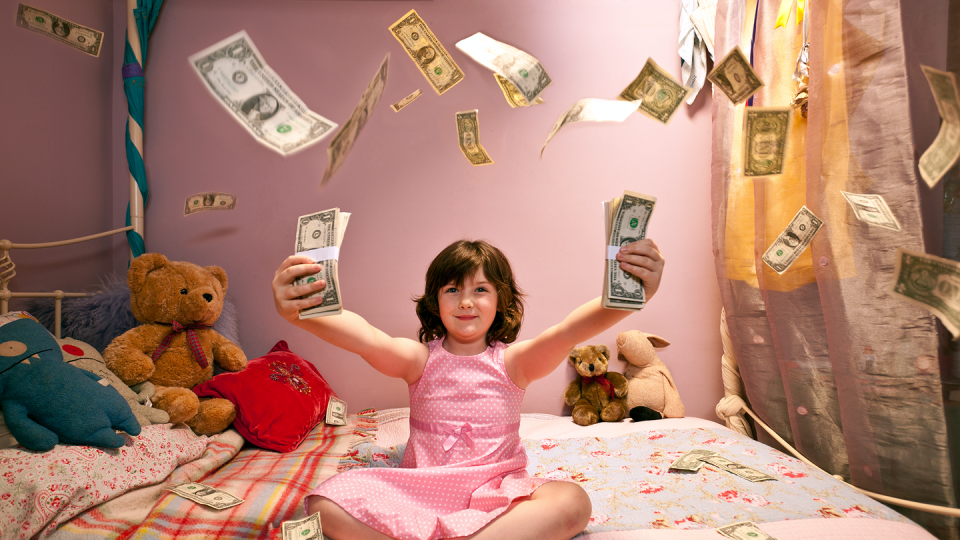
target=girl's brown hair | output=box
[414,240,525,344]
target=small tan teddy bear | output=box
[616,330,684,422]
[103,253,247,436]
[564,344,629,426]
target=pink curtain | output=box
[712,1,957,537]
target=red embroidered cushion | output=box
[194,341,337,452]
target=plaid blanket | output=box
[50,415,364,540]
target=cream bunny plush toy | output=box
[616,330,685,421]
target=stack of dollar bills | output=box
[669,449,776,482]
[295,208,350,319]
[602,191,656,311]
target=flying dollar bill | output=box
[391,89,422,112]
[184,192,237,216]
[16,4,103,57]
[669,449,716,472]
[718,521,778,540]
[189,31,337,156]
[707,46,764,105]
[891,248,960,337]
[322,54,389,187]
[603,191,657,311]
[455,110,494,166]
[295,208,350,319]
[541,98,640,157]
[919,65,960,188]
[701,455,777,482]
[618,58,691,125]
[494,74,544,107]
[282,512,323,540]
[389,10,463,95]
[456,32,552,104]
[325,396,347,426]
[762,206,822,274]
[167,482,244,510]
[839,191,900,231]
[743,107,791,176]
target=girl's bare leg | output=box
[305,495,394,540]
[465,481,591,540]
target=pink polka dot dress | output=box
[306,338,555,539]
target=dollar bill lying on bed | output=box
[166,482,244,510]
[602,191,657,311]
[325,396,347,426]
[669,450,776,482]
[669,449,716,472]
[282,512,323,540]
[296,208,350,319]
[718,520,778,540]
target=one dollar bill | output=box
[282,512,323,540]
[455,110,494,166]
[295,208,350,319]
[389,10,463,95]
[618,58,691,125]
[701,455,777,482]
[743,107,791,177]
[325,396,347,426]
[184,192,237,216]
[603,191,656,311]
[669,449,716,472]
[391,89,422,112]
[16,4,103,57]
[456,32,552,104]
[322,54,389,187]
[188,31,337,156]
[761,205,822,274]
[166,482,244,510]
[707,46,764,105]
[839,191,900,231]
[891,248,960,337]
[541,98,640,157]
[919,65,960,188]
[494,74,544,107]
[718,521,778,540]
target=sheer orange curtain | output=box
[712,1,957,537]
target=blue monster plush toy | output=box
[0,312,141,452]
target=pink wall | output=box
[7,0,726,420]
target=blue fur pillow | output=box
[25,274,241,353]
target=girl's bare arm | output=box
[273,255,427,384]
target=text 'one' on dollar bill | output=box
[707,46,764,105]
[184,192,237,216]
[618,58,691,125]
[16,4,103,57]
[762,205,822,274]
[891,248,960,338]
[389,10,463,95]
[742,107,791,177]
[456,110,494,166]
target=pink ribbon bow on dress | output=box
[442,422,475,452]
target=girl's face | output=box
[438,269,499,354]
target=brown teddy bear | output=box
[103,253,247,436]
[616,330,684,422]
[563,344,628,426]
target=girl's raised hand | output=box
[272,255,327,323]
[615,238,665,301]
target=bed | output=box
[0,233,941,540]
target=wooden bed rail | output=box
[0,225,134,338]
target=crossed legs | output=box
[306,480,591,540]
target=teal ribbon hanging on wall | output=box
[122,0,163,258]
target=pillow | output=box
[193,341,338,452]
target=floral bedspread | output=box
[342,425,912,535]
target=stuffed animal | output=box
[616,330,685,421]
[0,312,141,451]
[58,337,170,427]
[564,344,629,426]
[103,253,247,436]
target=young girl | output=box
[271,238,664,540]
